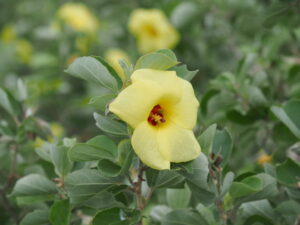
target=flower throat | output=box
[147,105,166,126]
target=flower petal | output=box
[128,9,167,35]
[132,121,170,170]
[131,69,182,104]
[109,81,164,128]
[166,79,199,129]
[157,122,201,162]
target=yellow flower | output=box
[75,35,96,54]
[109,69,201,170]
[128,9,180,54]
[1,25,15,43]
[256,153,272,165]
[57,3,99,33]
[50,123,64,138]
[16,39,32,64]
[105,49,131,81]
[34,123,64,148]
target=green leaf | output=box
[276,158,300,186]
[17,78,28,101]
[179,154,210,189]
[166,185,191,209]
[212,128,233,166]
[12,174,57,197]
[146,169,185,189]
[196,203,217,225]
[157,49,177,61]
[116,139,134,175]
[84,191,122,209]
[94,113,128,136]
[234,174,278,204]
[239,200,275,225]
[246,86,267,107]
[89,94,115,112]
[92,208,122,225]
[16,195,55,205]
[69,135,117,162]
[220,172,235,198]
[90,208,140,225]
[263,163,276,178]
[50,145,73,177]
[271,99,300,139]
[49,199,70,225]
[98,159,122,177]
[172,64,198,81]
[150,205,172,222]
[135,52,178,70]
[230,176,262,198]
[197,124,217,155]
[93,56,123,89]
[162,209,206,225]
[119,58,133,80]
[65,56,118,93]
[0,88,18,116]
[20,209,49,225]
[65,169,121,205]
[275,200,300,215]
[178,154,215,205]
[200,89,220,115]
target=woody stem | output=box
[135,161,146,225]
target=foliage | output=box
[0,0,300,225]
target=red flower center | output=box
[147,105,166,126]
